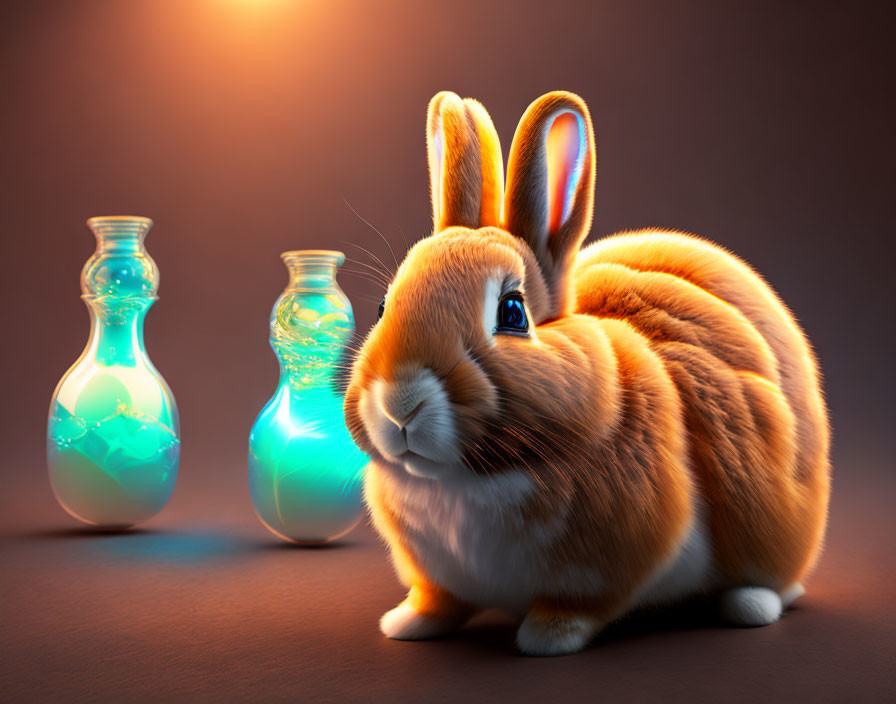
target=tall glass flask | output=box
[47,216,179,528]
[249,250,367,544]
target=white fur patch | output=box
[719,586,782,627]
[516,612,601,657]
[482,277,502,341]
[633,505,715,608]
[377,465,573,615]
[380,602,459,641]
[359,383,405,462]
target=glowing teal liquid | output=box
[47,217,179,527]
[249,253,367,544]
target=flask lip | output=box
[87,216,154,238]
[281,250,345,267]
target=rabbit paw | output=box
[719,586,783,627]
[516,611,602,656]
[380,602,463,640]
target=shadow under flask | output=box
[249,250,368,544]
[47,216,179,528]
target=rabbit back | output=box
[574,229,830,587]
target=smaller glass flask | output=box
[47,216,179,528]
[249,251,368,544]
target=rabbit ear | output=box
[503,91,595,316]
[427,92,504,233]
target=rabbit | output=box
[344,90,830,656]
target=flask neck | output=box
[271,250,353,392]
[278,365,339,392]
[272,321,343,391]
[87,307,148,367]
[282,250,345,291]
[79,217,156,368]
[89,216,152,253]
[81,216,160,305]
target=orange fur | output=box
[574,233,830,585]
[345,91,830,653]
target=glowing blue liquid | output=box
[47,217,179,527]
[249,385,366,544]
[248,253,367,544]
[48,395,179,527]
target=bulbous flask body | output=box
[249,251,367,544]
[47,216,179,528]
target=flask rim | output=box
[281,250,345,266]
[87,216,154,238]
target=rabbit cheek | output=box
[343,382,376,457]
[443,355,499,450]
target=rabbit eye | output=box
[377,296,385,320]
[496,292,528,334]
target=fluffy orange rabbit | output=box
[344,91,830,656]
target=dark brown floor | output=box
[1,449,894,704]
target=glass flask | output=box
[249,250,368,544]
[47,216,179,528]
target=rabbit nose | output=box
[380,396,426,431]
[378,382,427,430]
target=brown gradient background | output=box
[1,1,894,702]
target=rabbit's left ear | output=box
[428,92,504,233]
[503,92,595,316]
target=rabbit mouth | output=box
[398,450,465,479]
